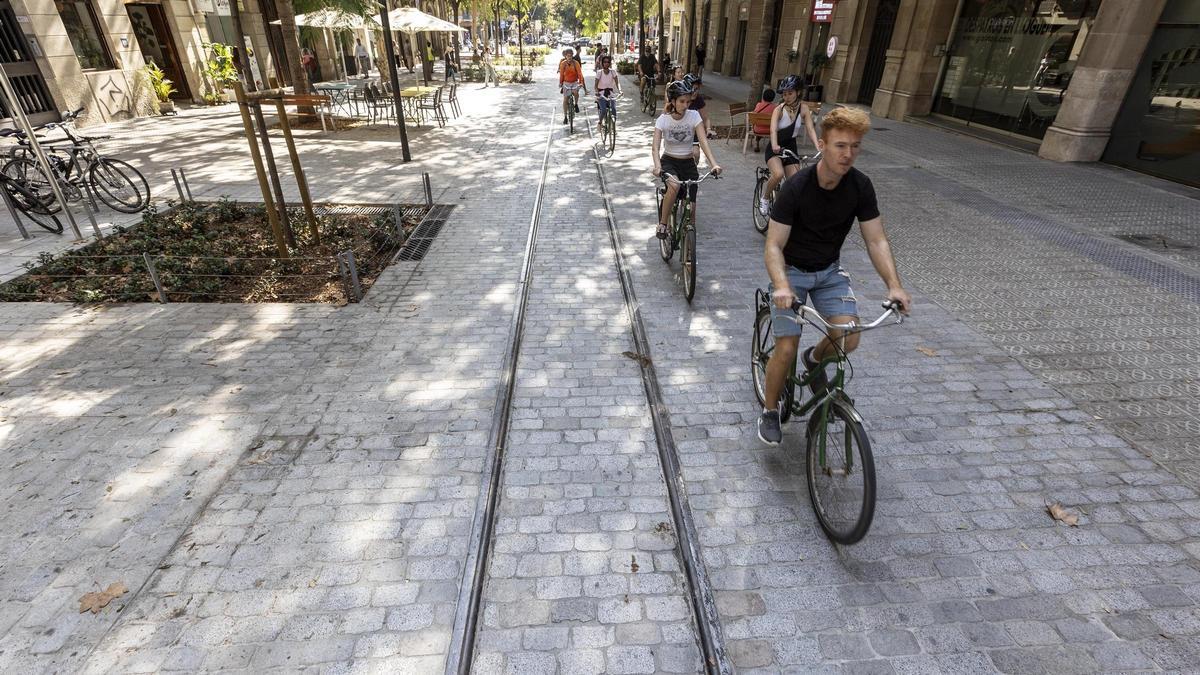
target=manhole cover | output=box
[1117,233,1195,251]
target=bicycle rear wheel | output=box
[90,158,148,213]
[606,114,616,156]
[806,398,875,545]
[2,158,62,214]
[750,306,796,423]
[752,176,769,234]
[682,223,696,303]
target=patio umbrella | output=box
[386,8,466,84]
[272,9,382,81]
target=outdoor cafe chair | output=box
[447,83,461,118]
[417,86,448,128]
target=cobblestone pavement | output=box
[471,114,703,674]
[1,57,1199,673]
[597,73,1200,671]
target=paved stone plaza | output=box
[2,59,1199,673]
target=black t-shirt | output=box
[638,56,657,75]
[770,165,879,270]
[688,94,706,111]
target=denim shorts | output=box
[769,262,858,338]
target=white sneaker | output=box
[759,198,770,216]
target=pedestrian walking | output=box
[444,45,458,82]
[695,43,707,77]
[481,45,500,87]
[354,39,370,78]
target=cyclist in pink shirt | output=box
[594,55,622,131]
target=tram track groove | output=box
[449,101,730,674]
[445,107,557,675]
[584,120,732,674]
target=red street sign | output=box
[812,0,835,23]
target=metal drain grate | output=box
[1118,234,1195,251]
[396,204,454,261]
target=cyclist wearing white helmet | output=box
[651,80,723,240]
[760,75,820,216]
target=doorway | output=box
[857,0,899,103]
[127,3,191,99]
[732,19,747,76]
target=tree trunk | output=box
[745,0,774,108]
[451,1,462,66]
[657,0,665,68]
[276,0,308,95]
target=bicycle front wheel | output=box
[806,398,876,545]
[4,180,63,233]
[750,306,796,423]
[752,176,769,234]
[89,158,149,213]
[682,225,696,303]
[657,190,673,262]
[606,114,616,156]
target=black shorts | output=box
[660,154,699,200]
[764,139,800,167]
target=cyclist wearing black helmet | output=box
[760,74,820,216]
[652,80,723,240]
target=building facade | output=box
[1,0,286,126]
[693,0,1198,187]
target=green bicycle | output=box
[596,91,620,157]
[751,289,904,544]
[656,170,718,303]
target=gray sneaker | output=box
[757,408,782,446]
[802,347,829,396]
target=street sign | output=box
[827,36,838,58]
[812,0,835,23]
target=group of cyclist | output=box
[557,48,913,447]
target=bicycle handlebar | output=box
[659,169,721,186]
[784,300,904,333]
[777,148,821,163]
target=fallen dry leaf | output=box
[79,582,127,614]
[621,351,652,367]
[1046,501,1079,527]
[916,346,938,357]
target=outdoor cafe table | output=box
[399,86,438,125]
[313,82,357,115]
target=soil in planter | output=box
[0,199,426,304]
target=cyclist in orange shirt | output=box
[559,47,587,124]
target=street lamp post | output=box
[380,0,413,162]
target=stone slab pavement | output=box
[0,53,1199,673]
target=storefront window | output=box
[1102,0,1199,187]
[934,0,1100,139]
[56,0,116,71]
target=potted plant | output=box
[201,42,239,104]
[145,62,177,114]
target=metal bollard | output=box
[143,252,167,302]
[179,167,194,201]
[344,250,362,302]
[171,169,187,202]
[422,172,432,207]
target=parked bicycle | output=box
[2,108,150,214]
[750,291,904,544]
[752,149,819,234]
[655,169,719,303]
[596,91,621,157]
[0,163,62,233]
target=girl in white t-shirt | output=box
[651,80,723,240]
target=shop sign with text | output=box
[812,0,835,23]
